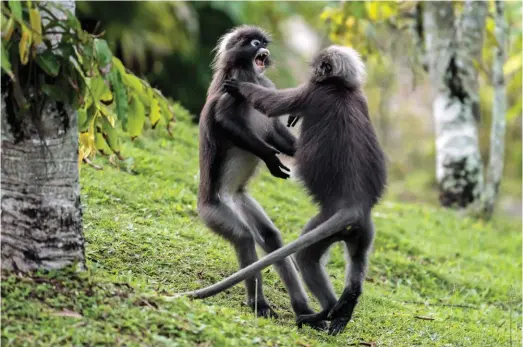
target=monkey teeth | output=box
[255,53,268,67]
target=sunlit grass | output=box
[2,117,521,346]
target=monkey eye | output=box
[250,39,261,47]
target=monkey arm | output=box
[234,82,308,118]
[214,94,277,160]
[267,120,297,157]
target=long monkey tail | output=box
[172,207,361,300]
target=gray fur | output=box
[195,26,314,320]
[181,45,387,336]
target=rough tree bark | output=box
[423,1,488,209]
[482,0,507,219]
[1,0,85,271]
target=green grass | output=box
[2,115,522,346]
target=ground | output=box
[2,115,522,346]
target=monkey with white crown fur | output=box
[179,45,387,336]
[196,25,323,327]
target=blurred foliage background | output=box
[76,0,522,218]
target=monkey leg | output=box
[328,218,375,336]
[294,214,340,331]
[237,193,312,317]
[198,199,275,318]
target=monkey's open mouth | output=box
[255,52,268,67]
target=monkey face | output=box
[214,26,272,74]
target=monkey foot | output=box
[296,310,329,331]
[249,301,278,319]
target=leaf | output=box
[148,94,161,128]
[504,53,522,76]
[35,50,60,76]
[41,83,69,103]
[366,2,379,21]
[94,39,112,75]
[1,41,13,79]
[98,103,117,127]
[77,108,87,131]
[3,17,15,41]
[94,131,111,155]
[128,96,146,139]
[18,24,32,65]
[108,68,129,130]
[79,103,97,132]
[101,116,122,156]
[29,8,42,45]
[88,76,109,101]
[8,0,22,21]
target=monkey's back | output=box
[296,85,387,210]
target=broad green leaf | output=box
[1,41,13,79]
[88,76,108,101]
[111,56,126,75]
[79,103,97,132]
[29,8,42,45]
[41,83,68,103]
[148,94,161,128]
[77,108,87,130]
[35,50,60,76]
[3,17,15,41]
[98,103,117,127]
[94,38,112,75]
[18,24,32,65]
[101,116,121,155]
[108,68,129,130]
[128,96,146,139]
[8,0,22,21]
[94,131,111,155]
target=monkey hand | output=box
[223,79,243,99]
[264,152,290,179]
[287,115,300,127]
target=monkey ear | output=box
[321,62,332,75]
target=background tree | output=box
[1,0,175,271]
[321,0,520,218]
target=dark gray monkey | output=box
[197,25,320,325]
[180,45,387,336]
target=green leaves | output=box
[36,50,60,76]
[128,96,146,139]
[2,1,180,166]
[94,38,112,75]
[108,68,128,130]
[7,0,22,21]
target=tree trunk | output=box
[1,0,85,272]
[423,1,487,209]
[482,0,507,219]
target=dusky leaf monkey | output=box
[181,45,387,336]
[196,25,320,325]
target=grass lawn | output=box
[2,115,522,346]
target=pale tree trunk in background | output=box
[423,1,487,209]
[1,0,85,271]
[482,0,507,219]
